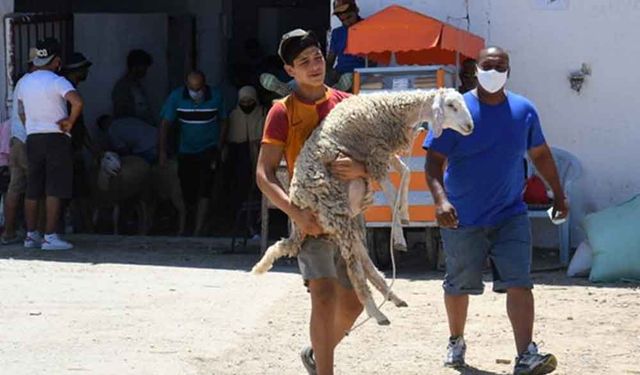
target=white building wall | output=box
[348,0,640,247]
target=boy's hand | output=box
[292,208,323,237]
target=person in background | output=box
[97,115,157,165]
[458,58,478,94]
[112,49,155,126]
[1,48,38,244]
[158,70,227,236]
[326,0,367,89]
[63,52,99,233]
[17,38,84,250]
[225,85,265,229]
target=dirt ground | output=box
[0,235,638,375]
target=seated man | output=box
[326,0,367,86]
[112,49,155,126]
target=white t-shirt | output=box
[10,74,28,142]
[17,70,75,135]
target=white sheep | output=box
[252,88,473,325]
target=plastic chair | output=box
[526,147,583,266]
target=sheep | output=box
[252,88,473,325]
[92,154,151,234]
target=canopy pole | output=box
[455,50,460,90]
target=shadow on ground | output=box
[0,234,637,290]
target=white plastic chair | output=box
[526,147,583,266]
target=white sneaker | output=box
[24,232,43,249]
[444,336,466,368]
[513,342,557,375]
[41,234,74,251]
[260,73,293,97]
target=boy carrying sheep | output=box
[256,29,366,375]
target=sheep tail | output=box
[251,237,301,274]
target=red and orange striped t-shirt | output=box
[262,88,350,175]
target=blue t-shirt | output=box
[160,86,226,154]
[423,91,546,227]
[329,26,366,74]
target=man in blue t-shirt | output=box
[325,0,366,90]
[159,70,227,236]
[424,47,566,375]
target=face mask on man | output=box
[189,89,204,102]
[240,103,257,114]
[476,67,508,94]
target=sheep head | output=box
[426,88,474,138]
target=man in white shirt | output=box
[17,38,84,250]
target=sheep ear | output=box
[430,91,445,138]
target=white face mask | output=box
[189,89,204,102]
[477,67,508,93]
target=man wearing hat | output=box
[16,38,84,250]
[63,52,99,232]
[256,29,366,375]
[326,0,366,88]
[1,48,38,245]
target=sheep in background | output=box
[252,88,474,325]
[92,153,151,234]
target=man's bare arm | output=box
[425,150,458,228]
[528,143,569,217]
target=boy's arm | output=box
[256,144,322,236]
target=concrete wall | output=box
[74,14,169,132]
[348,0,640,247]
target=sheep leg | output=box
[251,224,303,274]
[358,240,408,307]
[344,248,390,325]
[380,175,407,252]
[389,155,411,225]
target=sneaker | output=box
[1,235,22,245]
[333,73,354,92]
[300,346,317,375]
[444,336,466,368]
[41,234,74,251]
[24,232,43,249]
[513,342,557,375]
[260,73,293,97]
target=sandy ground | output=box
[0,235,638,375]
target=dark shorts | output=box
[177,147,217,205]
[440,213,533,295]
[298,237,353,290]
[26,133,73,200]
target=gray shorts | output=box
[298,237,353,290]
[440,213,533,295]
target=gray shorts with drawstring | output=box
[298,236,353,290]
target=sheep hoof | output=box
[393,243,407,252]
[377,317,391,326]
[400,219,410,226]
[395,300,408,308]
